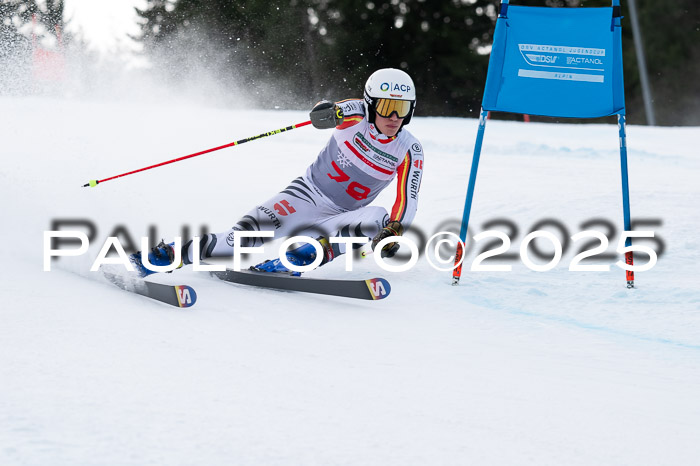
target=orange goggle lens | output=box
[375,99,412,118]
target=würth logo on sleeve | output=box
[410,170,421,200]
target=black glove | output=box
[371,221,404,258]
[310,100,344,129]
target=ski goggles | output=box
[375,98,412,118]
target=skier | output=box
[130,68,424,276]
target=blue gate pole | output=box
[453,108,489,285]
[618,114,635,288]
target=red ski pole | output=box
[82,120,312,187]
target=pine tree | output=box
[306,0,497,117]
[1,1,35,92]
[136,0,337,107]
[133,0,699,124]
[1,1,34,58]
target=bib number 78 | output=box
[328,160,371,201]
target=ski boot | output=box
[252,237,333,276]
[129,240,183,277]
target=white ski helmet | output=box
[364,68,416,128]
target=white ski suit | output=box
[183,99,424,263]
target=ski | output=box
[209,268,391,301]
[103,272,197,308]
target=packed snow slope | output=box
[2,95,700,466]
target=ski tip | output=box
[365,278,391,300]
[174,285,197,308]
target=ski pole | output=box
[82,120,313,188]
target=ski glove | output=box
[371,221,404,258]
[310,100,344,129]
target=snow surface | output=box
[2,95,700,465]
